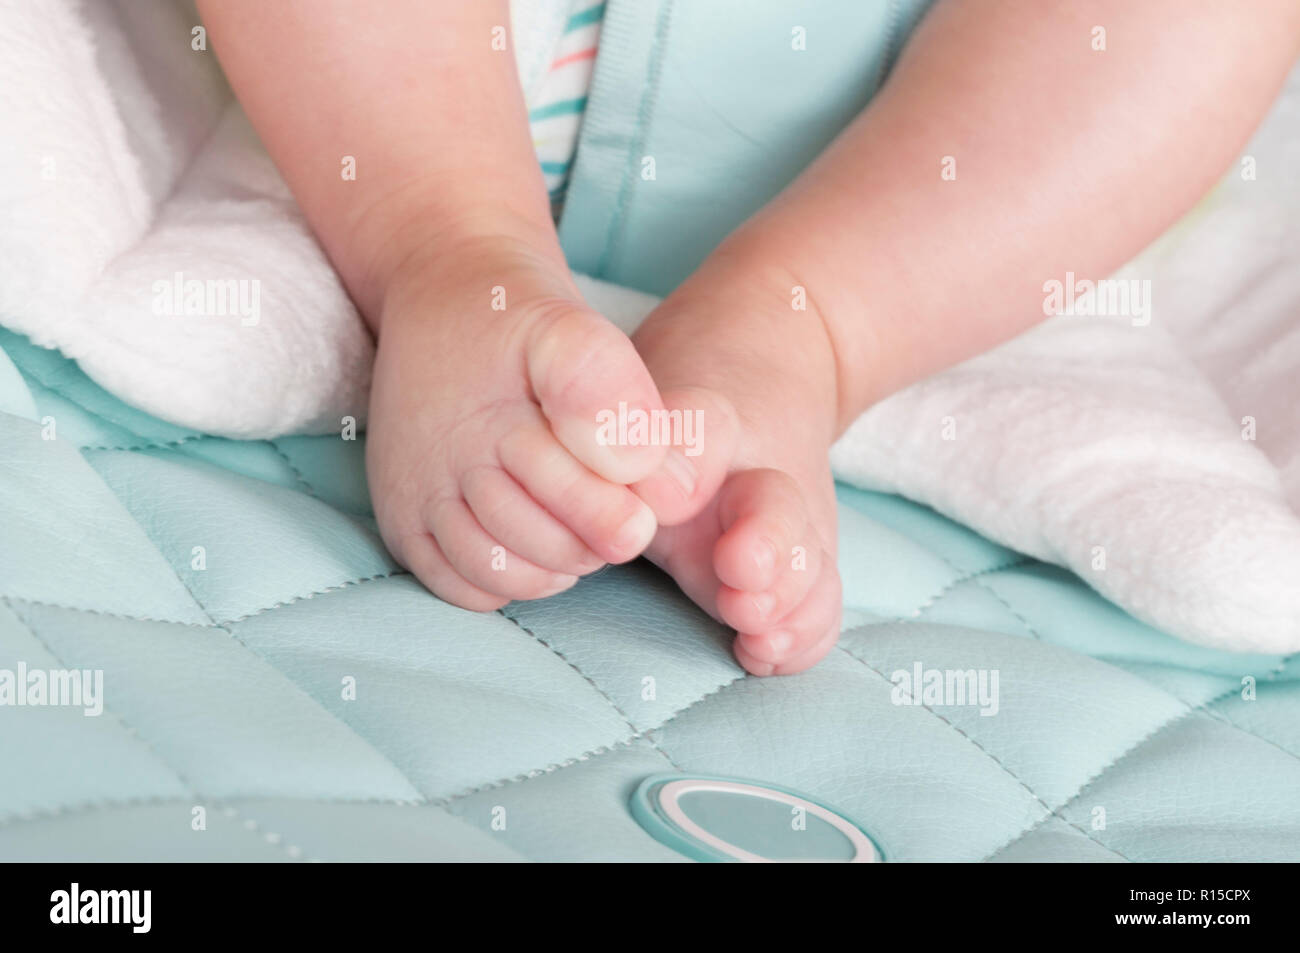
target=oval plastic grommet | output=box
[630,773,882,863]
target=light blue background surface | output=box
[1,327,1296,861]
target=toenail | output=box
[746,629,792,661]
[542,574,578,596]
[616,503,658,555]
[751,591,776,619]
[734,630,789,665]
[662,449,697,498]
[745,658,775,677]
[756,537,778,577]
[765,630,793,656]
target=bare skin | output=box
[199,0,1300,674]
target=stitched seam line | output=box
[888,536,1300,861]
[204,620,435,807]
[86,439,338,511]
[834,640,1135,862]
[968,576,1044,639]
[497,607,683,771]
[80,435,208,453]
[8,587,430,817]
[9,357,429,815]
[841,556,1029,621]
[901,556,1030,620]
[2,595,206,799]
[2,592,431,837]
[221,571,405,625]
[434,671,749,807]
[1102,666,1300,770]
[14,389,731,814]
[14,349,1289,863]
[593,0,675,279]
[1196,703,1300,765]
[12,346,342,511]
[9,341,201,443]
[431,738,644,808]
[264,438,319,499]
[259,440,377,519]
[5,372,431,832]
[4,597,210,630]
[1,571,408,629]
[84,437,353,515]
[0,669,752,828]
[978,652,1297,862]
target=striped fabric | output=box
[526,1,605,215]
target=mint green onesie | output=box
[557,0,937,296]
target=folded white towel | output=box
[0,0,373,437]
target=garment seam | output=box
[593,0,676,279]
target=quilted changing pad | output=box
[1,326,1298,863]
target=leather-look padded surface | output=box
[1,328,1297,862]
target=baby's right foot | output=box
[366,239,684,610]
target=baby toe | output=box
[712,469,810,594]
[462,465,605,576]
[500,422,658,565]
[425,496,579,601]
[526,305,668,484]
[396,531,511,613]
[715,542,823,635]
[734,560,842,675]
[631,386,738,526]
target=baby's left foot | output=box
[631,279,844,675]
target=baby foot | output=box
[366,239,669,610]
[631,283,844,676]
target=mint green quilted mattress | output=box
[2,328,1296,862]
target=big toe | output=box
[632,386,738,526]
[527,304,667,484]
[712,468,813,594]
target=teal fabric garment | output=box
[1,326,1297,861]
[559,0,936,295]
